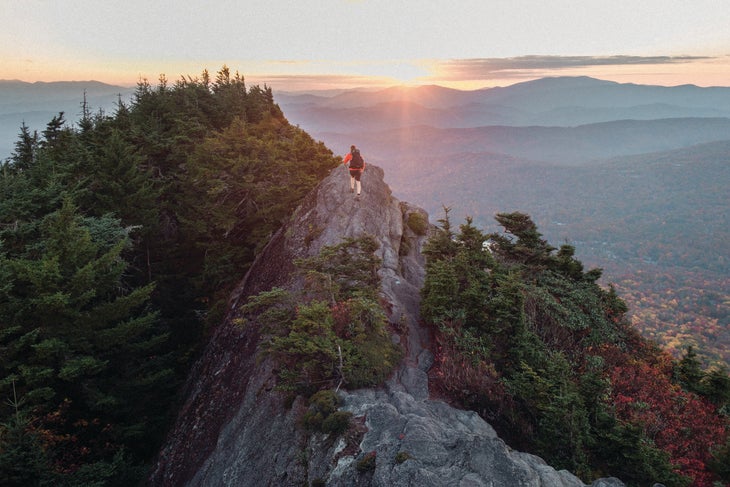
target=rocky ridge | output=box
[149,164,624,487]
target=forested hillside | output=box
[389,141,730,366]
[280,79,730,370]
[421,211,730,486]
[2,70,728,486]
[0,67,339,485]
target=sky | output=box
[2,0,730,91]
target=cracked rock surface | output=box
[149,165,624,487]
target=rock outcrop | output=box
[149,165,624,487]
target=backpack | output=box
[349,149,364,169]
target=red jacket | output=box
[342,152,365,170]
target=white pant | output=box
[350,176,361,195]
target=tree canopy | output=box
[0,66,339,484]
[421,211,729,487]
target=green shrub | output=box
[356,451,377,472]
[321,411,353,435]
[302,390,340,431]
[242,236,402,395]
[395,451,412,464]
[340,331,402,389]
[407,212,428,236]
[302,390,351,436]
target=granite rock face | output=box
[148,165,624,487]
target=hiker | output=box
[342,145,365,196]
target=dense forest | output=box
[1,67,728,487]
[420,210,730,486]
[0,67,339,485]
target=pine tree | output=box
[421,212,728,485]
[10,123,38,172]
[1,66,354,482]
[0,198,172,473]
[701,366,730,407]
[675,346,705,394]
[490,212,556,268]
[82,129,159,232]
[0,413,54,487]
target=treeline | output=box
[421,211,730,487]
[0,67,339,485]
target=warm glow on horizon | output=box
[2,1,729,91]
[4,55,730,93]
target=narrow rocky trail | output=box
[150,164,624,487]
[333,166,431,362]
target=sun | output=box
[378,60,431,86]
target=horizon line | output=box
[3,74,730,93]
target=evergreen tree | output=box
[10,123,38,172]
[0,198,172,475]
[701,366,730,407]
[0,414,54,487]
[0,65,375,482]
[675,346,705,394]
[421,212,728,485]
[490,211,556,268]
[211,65,248,126]
[178,109,338,321]
[82,129,159,233]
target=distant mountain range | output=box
[316,117,730,165]
[389,139,730,272]
[278,76,730,130]
[273,76,730,233]
[0,80,134,159]
[276,75,730,365]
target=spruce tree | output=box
[421,212,728,485]
[0,198,171,472]
[10,123,38,172]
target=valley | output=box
[279,77,730,366]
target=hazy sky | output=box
[3,0,730,90]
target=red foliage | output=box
[429,327,512,423]
[609,359,728,486]
[331,300,350,338]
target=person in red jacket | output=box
[342,145,365,197]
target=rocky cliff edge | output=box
[148,164,624,487]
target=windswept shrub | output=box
[421,211,729,486]
[301,390,352,435]
[356,451,377,472]
[239,236,401,394]
[406,212,428,236]
[321,411,353,435]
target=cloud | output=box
[231,54,729,91]
[432,55,714,81]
